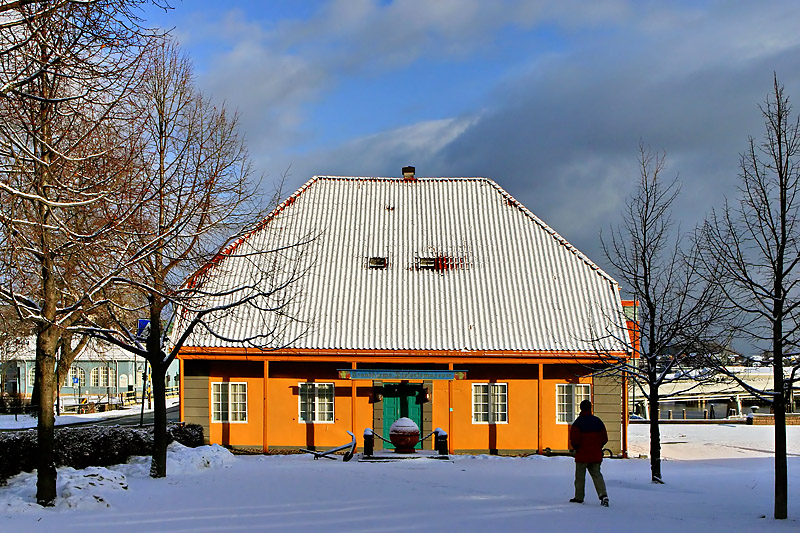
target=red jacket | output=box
[569,411,608,463]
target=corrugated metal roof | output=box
[180,176,629,354]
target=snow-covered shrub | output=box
[57,426,152,469]
[0,423,204,484]
[169,422,204,447]
[0,429,37,484]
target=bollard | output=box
[703,409,708,420]
[668,410,672,420]
[434,427,448,455]
[363,428,374,456]
[682,409,687,420]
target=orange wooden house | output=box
[177,169,632,455]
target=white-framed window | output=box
[472,383,508,423]
[212,382,248,423]
[90,367,115,387]
[28,366,35,388]
[557,383,591,423]
[299,382,334,423]
[65,366,86,387]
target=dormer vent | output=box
[418,257,437,270]
[415,254,469,272]
[368,256,388,269]
[402,166,416,181]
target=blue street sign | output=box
[137,319,150,339]
[72,377,79,385]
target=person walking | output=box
[569,399,609,507]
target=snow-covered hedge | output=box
[0,423,203,484]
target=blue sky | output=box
[141,0,800,274]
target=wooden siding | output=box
[183,361,210,444]
[593,374,623,454]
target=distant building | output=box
[177,170,633,454]
[0,337,179,408]
[645,365,799,419]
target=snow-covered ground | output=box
[1,423,798,531]
[628,421,800,460]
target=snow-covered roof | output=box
[182,176,629,354]
[2,337,142,362]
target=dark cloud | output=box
[181,1,800,285]
[264,2,800,279]
[436,55,800,272]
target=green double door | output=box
[382,383,424,450]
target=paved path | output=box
[77,404,179,427]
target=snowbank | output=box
[116,442,235,478]
[0,425,798,531]
[0,441,234,514]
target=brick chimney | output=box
[402,166,416,181]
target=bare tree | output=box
[85,39,307,478]
[0,1,158,506]
[701,74,800,520]
[600,144,721,484]
[0,1,168,93]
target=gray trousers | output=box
[574,461,607,500]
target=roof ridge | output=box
[188,174,619,290]
[314,175,489,181]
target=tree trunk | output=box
[150,360,168,478]
[774,398,787,519]
[53,334,88,410]
[773,331,787,519]
[147,302,169,479]
[773,251,787,519]
[648,385,663,484]
[35,329,58,506]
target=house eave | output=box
[177,346,629,365]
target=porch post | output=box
[537,363,543,454]
[351,362,357,436]
[448,362,454,454]
[268,360,269,453]
[622,371,629,458]
[179,358,185,422]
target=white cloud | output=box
[271,115,478,181]
[278,2,800,266]
[172,1,800,276]
[186,0,638,157]
[194,12,327,154]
